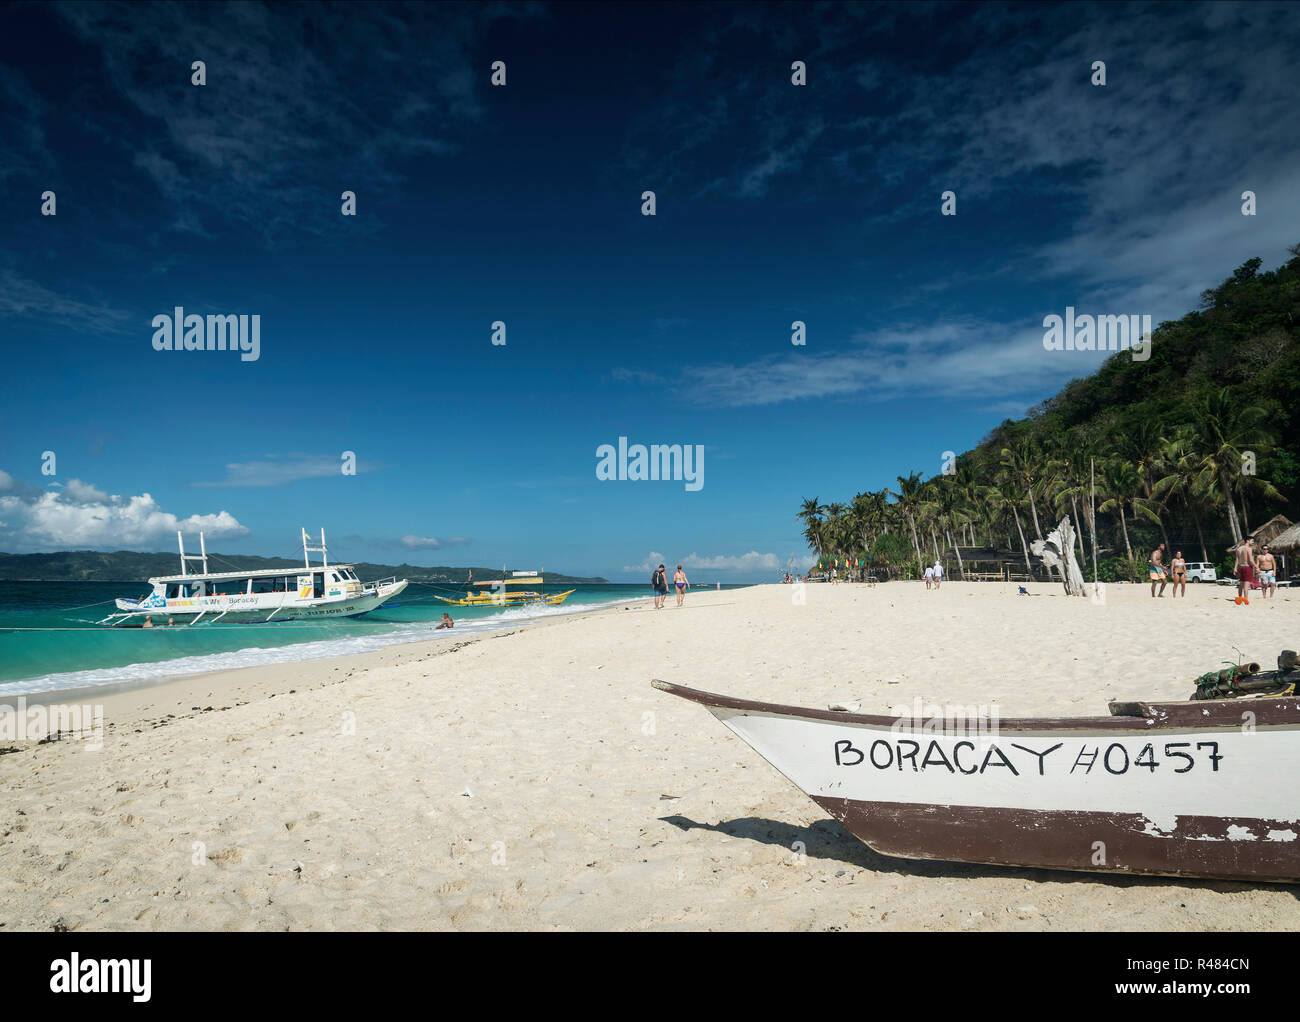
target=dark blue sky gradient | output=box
[2,2,1297,578]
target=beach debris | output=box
[659,794,680,800]
[828,702,860,712]
[459,787,473,797]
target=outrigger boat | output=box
[102,528,408,626]
[653,653,1300,882]
[434,570,574,608]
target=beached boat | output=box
[102,528,407,626]
[653,658,1300,882]
[433,570,573,608]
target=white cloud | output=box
[191,454,374,488]
[62,478,109,503]
[0,470,12,492]
[625,550,812,574]
[400,534,469,550]
[677,319,1122,408]
[0,481,247,551]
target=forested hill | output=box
[967,246,1300,519]
[0,550,607,584]
[797,246,1300,580]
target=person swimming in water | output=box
[436,613,454,629]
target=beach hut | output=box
[1239,514,1294,549]
[1267,520,1300,580]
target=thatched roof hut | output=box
[1269,521,1300,552]
[1225,514,1293,550]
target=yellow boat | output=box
[434,570,575,608]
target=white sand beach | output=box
[3,581,1298,931]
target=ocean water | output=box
[0,580,747,696]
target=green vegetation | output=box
[0,549,607,585]
[799,246,1300,581]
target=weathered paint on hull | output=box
[811,798,1300,882]
[652,680,1300,883]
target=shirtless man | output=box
[436,613,454,629]
[1149,543,1168,597]
[1256,545,1277,599]
[1233,538,1256,605]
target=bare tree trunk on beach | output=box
[1031,516,1087,596]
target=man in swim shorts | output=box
[1233,538,1255,604]
[1149,543,1168,597]
[1256,545,1277,598]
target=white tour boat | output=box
[102,528,408,626]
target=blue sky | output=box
[1,1,1298,580]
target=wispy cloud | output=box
[666,319,1130,408]
[53,2,541,242]
[624,549,811,574]
[0,270,135,334]
[399,534,470,550]
[190,454,379,488]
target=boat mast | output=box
[302,527,328,569]
[178,530,209,576]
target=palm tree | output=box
[987,482,1034,575]
[888,472,927,574]
[797,498,827,563]
[1156,427,1211,562]
[1194,389,1278,545]
[1098,459,1161,563]
[1000,436,1045,540]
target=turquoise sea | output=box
[0,580,748,696]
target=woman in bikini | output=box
[673,565,690,607]
[1170,551,1187,597]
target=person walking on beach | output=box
[932,560,943,590]
[1257,545,1277,599]
[651,564,669,609]
[1149,543,1168,597]
[673,564,690,607]
[1170,551,1187,597]
[1233,538,1256,605]
[923,564,934,590]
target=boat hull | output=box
[653,680,1300,882]
[434,589,574,608]
[111,580,408,624]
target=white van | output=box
[1183,562,1217,583]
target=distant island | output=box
[0,550,609,585]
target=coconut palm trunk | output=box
[1218,467,1244,544]
[1012,506,1032,576]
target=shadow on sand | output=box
[659,814,1299,896]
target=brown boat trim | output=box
[812,798,1300,882]
[651,680,1300,730]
